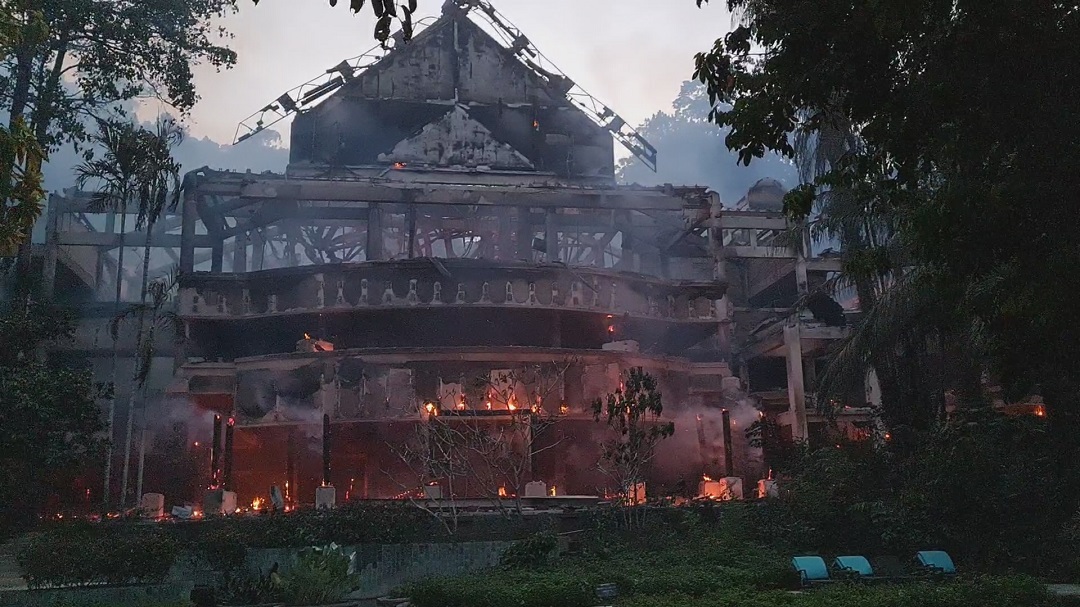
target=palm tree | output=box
[109,268,185,503]
[74,117,183,510]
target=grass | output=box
[402,509,1067,607]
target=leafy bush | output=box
[17,525,178,588]
[277,543,357,606]
[620,576,1058,607]
[407,572,594,607]
[219,568,278,606]
[751,411,1080,578]
[407,518,797,607]
[499,531,559,570]
[193,523,248,574]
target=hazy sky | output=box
[169,0,735,146]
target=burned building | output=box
[38,0,866,510]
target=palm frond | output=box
[817,267,935,397]
[109,303,155,341]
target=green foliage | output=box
[0,5,48,253]
[218,568,277,607]
[408,573,594,607]
[407,509,1060,607]
[749,411,1078,578]
[0,300,110,533]
[407,513,795,607]
[592,368,675,498]
[218,503,432,548]
[1,0,236,150]
[16,525,178,588]
[0,116,45,252]
[498,531,559,570]
[277,544,358,606]
[619,576,1057,607]
[192,524,248,575]
[691,0,1080,448]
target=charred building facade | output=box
[38,0,869,510]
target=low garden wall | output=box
[0,581,194,607]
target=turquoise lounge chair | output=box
[916,550,957,575]
[834,555,874,578]
[792,556,831,586]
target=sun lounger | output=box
[791,556,833,587]
[916,550,957,575]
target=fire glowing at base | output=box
[251,497,263,511]
[498,486,507,497]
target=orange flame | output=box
[498,487,507,497]
[251,497,263,511]
[703,475,713,482]
[550,485,557,496]
[303,333,311,340]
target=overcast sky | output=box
[165,0,735,146]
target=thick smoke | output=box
[616,81,797,207]
[41,126,288,195]
[652,391,764,490]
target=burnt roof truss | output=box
[234,2,658,172]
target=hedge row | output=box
[17,527,178,589]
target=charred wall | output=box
[289,14,614,177]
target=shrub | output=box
[219,568,278,606]
[498,531,559,570]
[17,526,178,588]
[749,411,1080,578]
[277,543,358,606]
[193,523,248,574]
[407,572,594,607]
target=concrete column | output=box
[784,322,809,442]
[515,207,533,260]
[865,369,882,407]
[96,210,116,297]
[708,193,732,359]
[406,204,417,259]
[795,220,810,297]
[210,239,224,273]
[497,208,515,261]
[41,195,61,300]
[232,231,249,274]
[805,357,818,399]
[179,182,198,274]
[708,193,728,283]
[366,203,384,261]
[544,209,559,262]
[251,229,265,271]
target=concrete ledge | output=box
[0,582,194,607]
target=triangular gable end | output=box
[378,105,535,169]
[334,11,565,107]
